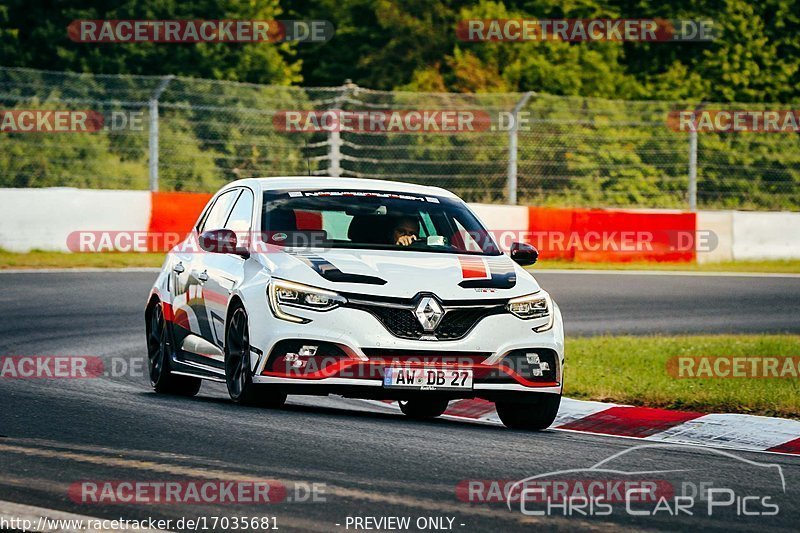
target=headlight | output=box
[268,279,346,323]
[506,292,554,332]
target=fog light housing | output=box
[525,352,551,377]
[298,345,318,357]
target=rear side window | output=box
[198,190,239,233]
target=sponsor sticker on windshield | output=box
[299,190,430,202]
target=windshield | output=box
[261,189,501,255]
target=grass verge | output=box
[0,250,165,269]
[567,335,800,419]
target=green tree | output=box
[0,0,300,85]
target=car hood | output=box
[260,248,541,300]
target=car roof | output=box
[224,176,460,199]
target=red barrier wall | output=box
[148,192,212,251]
[528,207,696,262]
[145,191,697,262]
[526,207,576,261]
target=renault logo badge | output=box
[415,296,444,332]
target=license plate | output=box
[383,367,473,390]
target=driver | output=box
[391,215,420,247]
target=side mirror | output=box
[199,229,249,257]
[510,242,538,265]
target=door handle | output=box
[198,270,209,283]
[173,262,185,274]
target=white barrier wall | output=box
[468,203,528,231]
[696,211,733,264]
[731,211,800,260]
[0,188,150,252]
[1,188,799,261]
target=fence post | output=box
[148,75,174,192]
[688,126,698,211]
[328,130,342,177]
[507,92,533,205]
[328,79,356,178]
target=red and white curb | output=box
[362,398,800,457]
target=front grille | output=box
[346,294,507,341]
[437,308,500,340]
[364,307,424,339]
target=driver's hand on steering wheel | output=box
[396,234,418,246]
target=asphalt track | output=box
[0,270,798,532]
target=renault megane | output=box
[145,177,564,429]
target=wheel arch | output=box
[145,293,161,326]
[225,294,247,340]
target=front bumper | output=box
[247,298,564,397]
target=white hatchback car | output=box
[146,177,564,430]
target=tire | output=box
[495,393,561,430]
[146,301,202,396]
[225,304,286,408]
[399,399,450,419]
